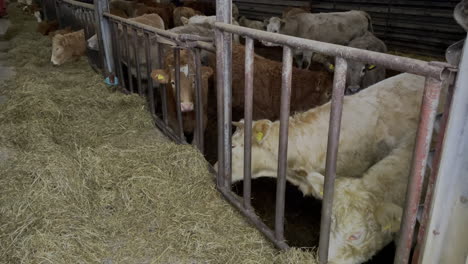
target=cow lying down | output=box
[220,73,425,199]
[308,133,416,264]
[51,29,86,65]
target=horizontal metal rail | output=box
[214,22,446,80]
[59,0,94,10]
[103,13,215,51]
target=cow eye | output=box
[171,81,175,85]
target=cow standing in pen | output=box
[264,10,373,70]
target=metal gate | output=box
[44,0,465,263]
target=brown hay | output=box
[0,4,317,263]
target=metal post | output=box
[412,76,455,264]
[318,57,348,264]
[145,33,155,115]
[54,0,62,27]
[193,48,204,153]
[243,37,254,209]
[122,25,134,93]
[112,21,125,90]
[157,42,169,126]
[215,0,232,190]
[174,48,185,140]
[274,46,293,242]
[394,76,444,264]
[132,30,142,96]
[94,0,115,80]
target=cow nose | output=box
[346,85,361,95]
[180,102,194,112]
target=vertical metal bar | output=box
[394,76,444,264]
[412,77,455,264]
[133,29,143,96]
[274,46,293,242]
[113,21,125,90]
[145,33,155,116]
[174,48,184,139]
[95,0,115,79]
[215,0,233,189]
[123,25,134,93]
[193,48,204,153]
[54,0,62,28]
[243,37,254,209]
[157,41,169,125]
[318,57,348,264]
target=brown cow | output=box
[134,4,172,29]
[183,0,216,16]
[36,20,58,36]
[152,44,333,128]
[48,27,73,38]
[282,7,310,18]
[151,50,214,145]
[51,30,86,65]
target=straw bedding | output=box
[0,5,318,264]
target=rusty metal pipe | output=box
[394,76,444,264]
[318,57,348,264]
[145,33,155,115]
[243,37,254,209]
[122,25,134,93]
[274,46,293,242]
[193,49,204,153]
[133,29,143,96]
[113,21,126,91]
[412,77,455,264]
[174,48,184,140]
[214,22,444,80]
[157,42,169,126]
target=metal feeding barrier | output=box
[47,0,465,262]
[54,0,103,73]
[213,0,461,263]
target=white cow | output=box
[308,133,415,264]
[219,73,425,199]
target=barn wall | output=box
[233,0,465,57]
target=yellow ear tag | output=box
[255,132,264,142]
[368,65,376,70]
[320,191,324,196]
[329,64,335,71]
[383,224,391,231]
[156,74,165,81]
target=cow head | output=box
[214,119,279,182]
[261,17,284,47]
[151,56,213,113]
[346,61,378,94]
[308,172,403,264]
[51,34,73,65]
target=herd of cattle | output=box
[21,0,468,263]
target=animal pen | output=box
[43,0,467,263]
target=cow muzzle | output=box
[346,85,361,95]
[180,102,194,112]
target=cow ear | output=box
[280,18,286,27]
[375,202,403,233]
[252,120,272,144]
[232,119,245,130]
[305,172,325,199]
[151,69,170,84]
[181,16,189,25]
[201,66,214,80]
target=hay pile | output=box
[0,5,317,264]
